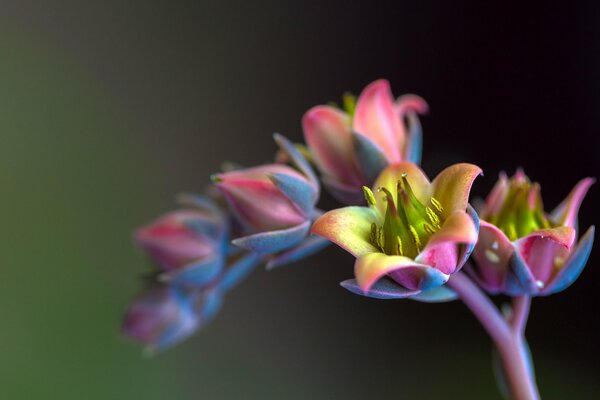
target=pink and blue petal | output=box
[268,172,318,216]
[351,130,389,184]
[543,226,595,295]
[409,285,458,303]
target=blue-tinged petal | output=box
[311,206,379,257]
[220,252,263,292]
[266,235,331,270]
[232,220,311,254]
[409,285,458,303]
[273,133,319,189]
[268,172,317,216]
[340,278,420,299]
[543,226,595,295]
[159,255,223,287]
[457,204,480,268]
[504,249,539,296]
[403,111,423,164]
[351,130,389,184]
[176,193,226,222]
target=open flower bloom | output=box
[469,170,595,296]
[122,284,222,353]
[213,134,321,254]
[312,162,481,301]
[303,79,428,204]
[134,199,228,287]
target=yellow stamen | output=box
[396,236,403,256]
[362,186,377,207]
[409,225,422,253]
[430,197,444,214]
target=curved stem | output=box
[511,295,531,335]
[446,272,540,400]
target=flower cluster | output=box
[123,78,594,358]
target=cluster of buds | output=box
[122,196,261,352]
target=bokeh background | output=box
[1,2,598,399]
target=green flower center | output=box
[363,175,444,258]
[487,178,552,241]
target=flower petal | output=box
[416,211,478,275]
[402,111,423,164]
[471,220,514,293]
[354,79,403,163]
[352,130,389,184]
[550,177,595,229]
[268,172,318,216]
[232,220,311,254]
[431,163,483,219]
[355,252,449,292]
[543,226,595,295]
[394,94,429,117]
[216,178,306,231]
[480,172,509,219]
[515,226,576,284]
[457,205,481,268]
[273,133,320,188]
[302,106,361,185]
[504,249,539,296]
[372,162,431,215]
[409,285,458,303]
[311,206,379,257]
[340,277,420,299]
[266,235,331,270]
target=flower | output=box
[134,198,228,287]
[312,162,481,301]
[213,134,321,254]
[122,283,222,353]
[469,170,595,296]
[302,79,428,204]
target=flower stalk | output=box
[446,271,540,400]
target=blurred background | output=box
[1,1,598,399]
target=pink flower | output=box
[213,134,320,254]
[469,170,595,296]
[135,204,227,287]
[303,79,428,204]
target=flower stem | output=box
[446,272,540,400]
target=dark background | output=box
[1,1,598,399]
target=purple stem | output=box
[446,272,540,400]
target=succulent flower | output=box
[312,162,481,301]
[469,170,595,296]
[302,79,428,204]
[134,198,228,287]
[122,284,222,353]
[213,134,321,254]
